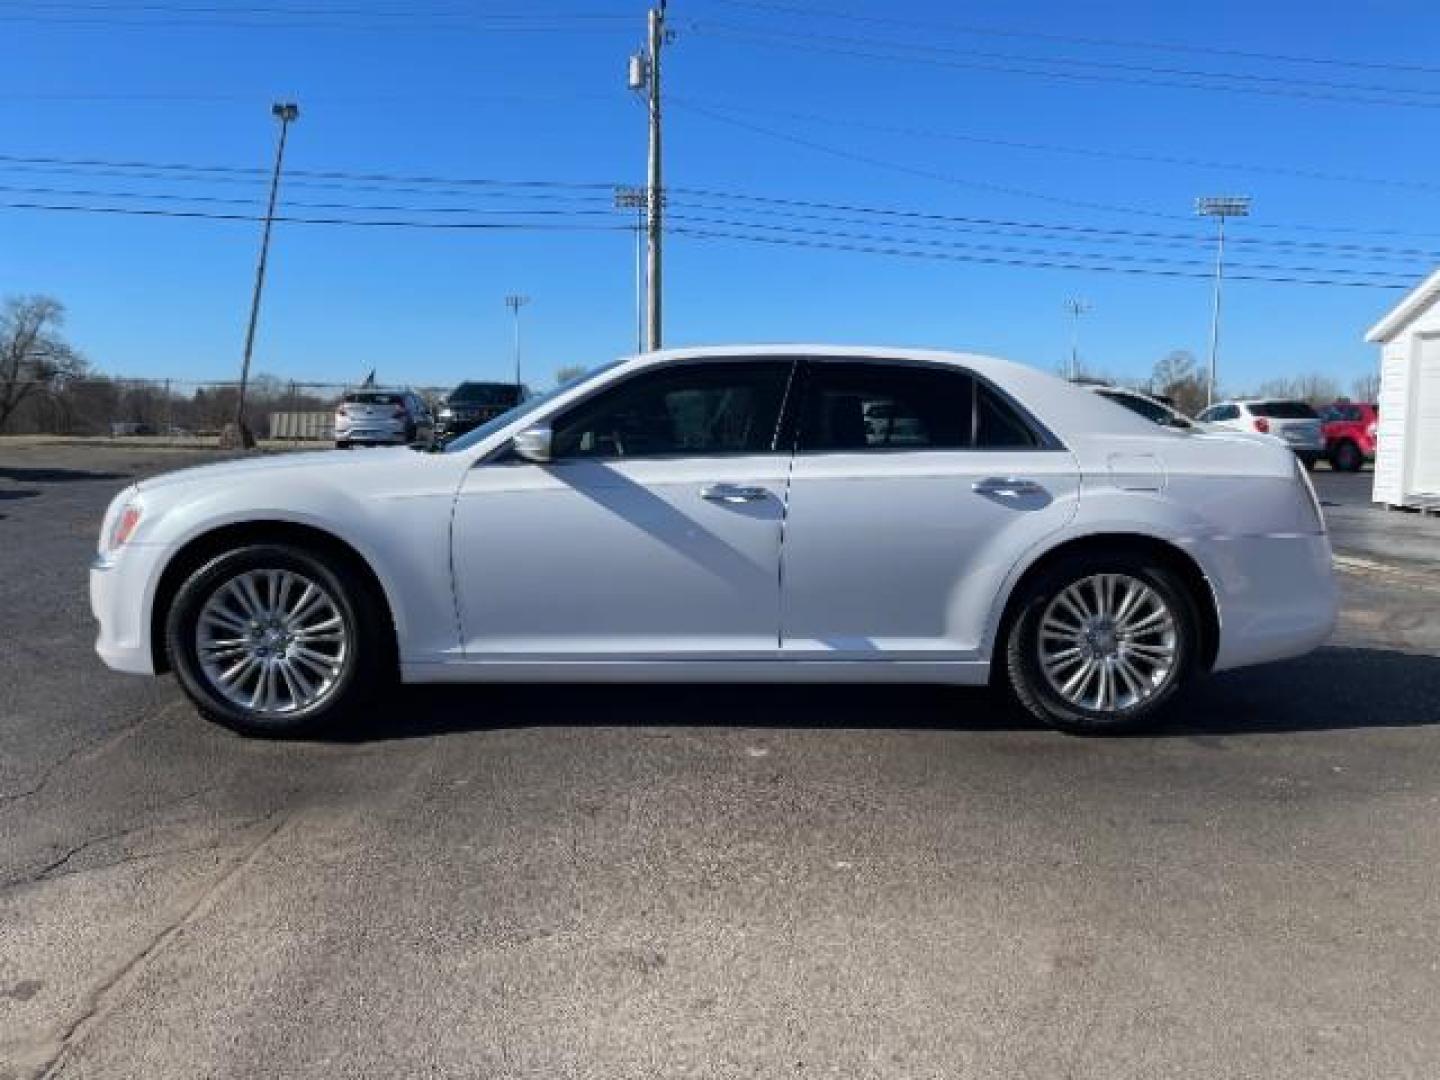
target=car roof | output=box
[616,344,1166,444]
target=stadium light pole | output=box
[505,294,531,395]
[1196,195,1251,408]
[233,101,299,449]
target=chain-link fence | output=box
[2,377,457,441]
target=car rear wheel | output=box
[165,543,385,737]
[1003,558,1198,735]
[1330,440,1362,472]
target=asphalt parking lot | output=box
[3,440,1440,1079]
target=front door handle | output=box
[700,483,770,504]
[972,476,1046,498]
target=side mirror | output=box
[512,424,553,463]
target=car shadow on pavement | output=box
[0,466,130,483]
[325,646,1440,743]
[0,489,40,502]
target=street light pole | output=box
[1196,195,1251,408]
[1063,298,1090,381]
[233,101,299,449]
[505,294,530,394]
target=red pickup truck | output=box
[1318,402,1378,472]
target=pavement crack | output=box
[0,700,179,812]
[32,809,294,1080]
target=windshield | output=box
[440,360,625,453]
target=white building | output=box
[1364,268,1440,508]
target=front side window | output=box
[552,360,793,460]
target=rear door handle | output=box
[701,483,770,504]
[972,476,1046,498]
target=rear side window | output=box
[552,361,792,459]
[797,361,1046,451]
[1251,400,1317,419]
[1097,390,1173,426]
[975,383,1040,447]
[799,364,973,451]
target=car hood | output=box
[134,447,418,494]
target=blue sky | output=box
[2,0,1438,394]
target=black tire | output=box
[1298,453,1318,471]
[1330,441,1362,472]
[1001,556,1200,735]
[336,440,351,449]
[164,543,387,737]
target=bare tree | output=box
[554,363,587,387]
[0,295,88,431]
[1150,349,1207,416]
[1254,373,1341,406]
[1352,371,1381,404]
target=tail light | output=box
[1254,417,1270,434]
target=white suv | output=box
[1196,399,1324,468]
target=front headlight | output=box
[438,407,453,418]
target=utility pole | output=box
[629,2,666,351]
[1063,298,1090,381]
[614,186,646,352]
[232,101,299,449]
[1196,195,1251,407]
[505,294,530,395]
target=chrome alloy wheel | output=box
[1038,573,1178,714]
[195,569,348,715]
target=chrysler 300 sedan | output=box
[91,347,1338,736]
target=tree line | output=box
[3,292,1386,436]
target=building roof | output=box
[1366,266,1440,343]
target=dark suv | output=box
[435,382,524,441]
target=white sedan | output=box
[91,346,1338,736]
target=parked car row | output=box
[1076,381,1376,472]
[333,381,525,449]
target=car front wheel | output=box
[1003,559,1198,734]
[165,543,385,736]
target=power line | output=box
[691,21,1440,110]
[664,196,1440,262]
[677,96,1440,196]
[0,200,634,231]
[0,4,631,30]
[0,182,623,217]
[672,98,1187,221]
[669,225,1412,290]
[702,0,1440,78]
[7,148,1440,252]
[664,212,1419,283]
[670,101,1440,241]
[0,194,1418,285]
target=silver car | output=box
[334,390,433,448]
[1196,398,1324,467]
